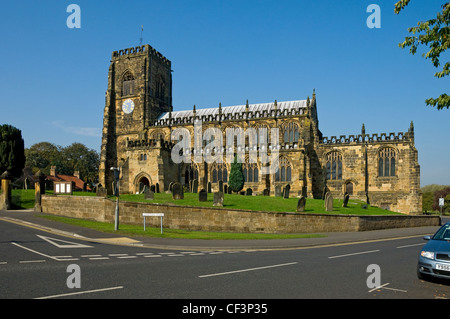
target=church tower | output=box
[99,44,172,194]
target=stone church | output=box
[98,44,422,214]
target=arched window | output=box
[184,163,198,186]
[326,151,342,180]
[275,156,292,182]
[211,162,228,183]
[243,160,259,183]
[378,148,396,177]
[122,71,136,96]
[283,122,299,143]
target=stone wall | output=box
[41,195,439,234]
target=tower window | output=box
[122,71,136,96]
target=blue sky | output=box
[0,0,448,186]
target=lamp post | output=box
[110,167,120,231]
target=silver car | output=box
[417,222,450,280]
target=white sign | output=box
[142,213,164,233]
[143,213,164,217]
[439,198,445,207]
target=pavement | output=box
[0,209,447,251]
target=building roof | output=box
[46,174,91,191]
[158,100,308,121]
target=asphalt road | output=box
[1,214,449,305]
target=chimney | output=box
[74,171,80,179]
[50,166,56,176]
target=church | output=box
[98,44,422,215]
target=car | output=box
[417,222,450,280]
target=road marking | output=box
[81,255,102,258]
[368,283,407,293]
[199,262,298,278]
[19,260,46,264]
[0,262,7,265]
[396,243,424,249]
[34,286,124,299]
[36,235,93,249]
[89,257,109,260]
[117,256,137,259]
[108,254,129,257]
[143,255,161,258]
[328,250,380,259]
[11,242,57,261]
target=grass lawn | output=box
[118,192,402,216]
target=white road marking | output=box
[34,286,124,299]
[11,242,57,261]
[36,235,93,248]
[19,260,46,264]
[199,262,298,278]
[396,243,424,249]
[328,250,380,259]
[368,283,407,293]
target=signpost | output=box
[439,197,445,216]
[143,213,164,234]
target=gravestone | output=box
[275,185,282,197]
[168,182,174,192]
[213,192,224,207]
[283,184,290,199]
[192,179,198,193]
[172,182,184,200]
[245,188,252,196]
[145,189,154,200]
[227,187,232,194]
[343,193,350,207]
[189,180,193,192]
[155,183,160,193]
[150,184,156,193]
[96,185,107,198]
[325,191,333,212]
[297,196,306,212]
[218,180,223,193]
[263,188,270,196]
[199,189,207,202]
[207,182,212,193]
[224,185,228,194]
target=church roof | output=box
[158,100,308,121]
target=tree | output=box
[432,186,450,212]
[395,1,449,110]
[0,124,25,177]
[61,143,99,184]
[228,155,245,193]
[25,142,99,185]
[25,142,62,175]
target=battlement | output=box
[111,44,171,65]
[321,131,413,145]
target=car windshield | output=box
[432,224,450,241]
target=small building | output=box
[46,166,91,192]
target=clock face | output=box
[122,99,135,114]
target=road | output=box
[1,216,449,305]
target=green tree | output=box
[25,142,99,185]
[61,143,99,184]
[0,124,25,177]
[395,1,449,110]
[25,142,62,175]
[228,155,245,193]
